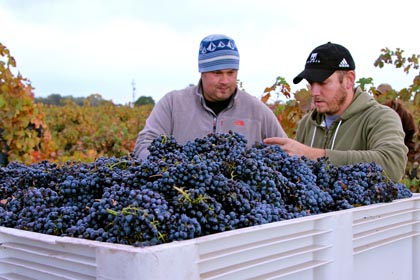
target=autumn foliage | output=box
[1,42,419,174]
[0,43,55,164]
[43,99,152,162]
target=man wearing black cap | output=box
[264,42,408,182]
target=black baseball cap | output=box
[293,42,355,84]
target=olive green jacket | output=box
[296,87,407,182]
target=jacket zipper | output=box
[213,117,217,133]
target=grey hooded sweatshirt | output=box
[296,87,408,182]
[133,83,287,159]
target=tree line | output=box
[35,93,155,107]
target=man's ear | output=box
[345,71,356,89]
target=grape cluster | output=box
[0,131,413,247]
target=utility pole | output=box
[131,79,136,105]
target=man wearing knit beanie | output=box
[133,34,287,159]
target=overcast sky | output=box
[1,0,418,105]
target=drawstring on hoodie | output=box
[310,119,343,150]
[330,120,342,150]
[310,127,317,148]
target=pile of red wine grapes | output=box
[0,131,412,247]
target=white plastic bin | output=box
[0,194,419,280]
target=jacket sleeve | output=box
[242,90,289,139]
[400,106,417,152]
[262,105,288,138]
[133,94,174,159]
[325,109,408,182]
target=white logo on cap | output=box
[308,53,320,64]
[339,58,350,68]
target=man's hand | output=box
[263,137,326,160]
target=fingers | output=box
[263,137,286,145]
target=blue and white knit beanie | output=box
[198,34,240,73]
